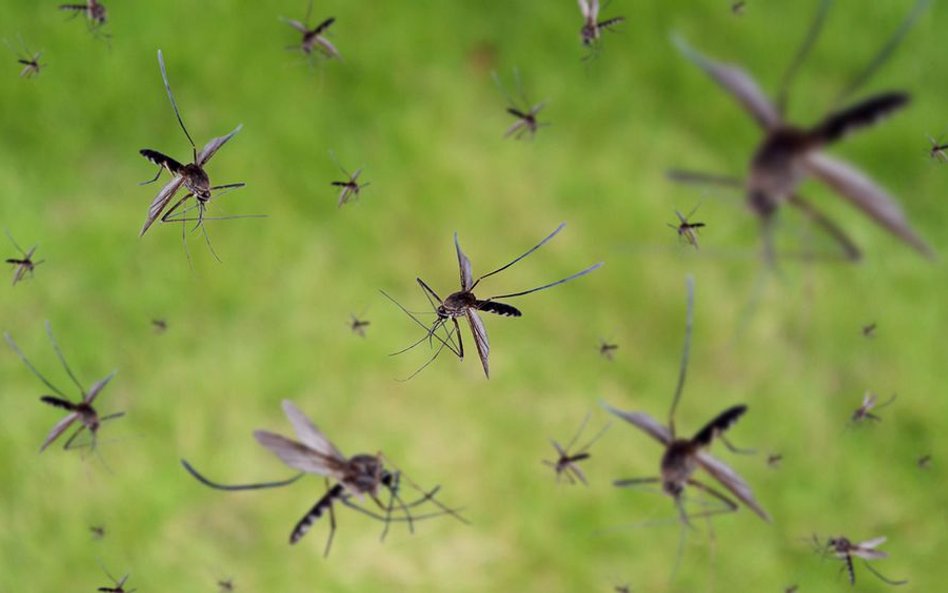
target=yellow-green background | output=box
[1,0,946,591]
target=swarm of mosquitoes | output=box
[4,0,939,591]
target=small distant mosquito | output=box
[281,1,340,60]
[767,452,783,468]
[603,277,770,527]
[862,322,877,338]
[5,321,121,453]
[330,153,368,207]
[732,1,747,15]
[667,207,705,249]
[917,454,931,469]
[6,36,44,78]
[927,136,948,162]
[817,535,908,586]
[384,223,602,379]
[97,567,135,593]
[90,525,106,539]
[349,314,370,337]
[599,339,619,360]
[543,413,610,485]
[139,50,251,259]
[578,0,625,48]
[784,586,798,593]
[851,392,897,423]
[152,318,168,334]
[493,70,548,140]
[217,578,234,592]
[182,400,465,556]
[59,1,109,39]
[5,229,43,286]
[614,585,631,593]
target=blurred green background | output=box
[1,0,946,591]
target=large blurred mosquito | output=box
[603,277,770,528]
[578,0,625,48]
[384,223,602,379]
[543,413,610,485]
[815,535,908,586]
[5,229,43,286]
[6,37,44,78]
[281,1,340,60]
[59,1,109,40]
[493,70,548,140]
[669,0,934,261]
[97,567,135,593]
[851,392,896,424]
[668,207,705,249]
[139,50,254,260]
[330,153,368,207]
[181,400,465,556]
[5,321,121,454]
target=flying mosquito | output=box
[599,339,619,360]
[669,0,934,261]
[578,0,625,48]
[766,452,783,468]
[89,525,106,539]
[281,1,340,60]
[383,223,602,379]
[603,277,770,527]
[732,1,747,15]
[5,321,121,453]
[349,314,370,337]
[59,1,109,39]
[816,535,908,586]
[5,229,43,286]
[330,154,368,207]
[217,578,234,592]
[6,37,44,78]
[543,413,610,485]
[917,454,931,469]
[862,322,877,338]
[97,567,135,593]
[152,318,168,334]
[139,50,252,259]
[851,392,897,424]
[667,207,705,249]
[493,69,548,140]
[181,400,465,556]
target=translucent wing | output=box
[860,536,888,549]
[466,309,490,378]
[253,430,345,478]
[577,0,591,18]
[803,152,934,258]
[454,232,474,290]
[40,412,79,452]
[852,547,888,560]
[696,450,771,521]
[140,176,185,237]
[197,124,243,166]
[601,404,672,446]
[83,371,117,405]
[315,37,340,60]
[280,400,345,461]
[282,18,309,33]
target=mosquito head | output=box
[91,3,107,24]
[435,304,449,319]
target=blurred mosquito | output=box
[543,413,610,485]
[599,339,618,360]
[927,135,948,162]
[668,207,705,249]
[614,585,631,593]
[917,454,931,469]
[732,2,747,15]
[603,277,770,529]
[670,0,934,262]
[5,229,43,286]
[384,223,602,379]
[97,566,134,593]
[139,50,255,261]
[330,153,368,207]
[90,525,106,539]
[851,392,896,424]
[217,578,234,592]
[59,1,109,41]
[815,535,908,586]
[152,318,168,334]
[6,37,44,78]
[181,400,465,556]
[281,1,340,60]
[5,321,121,454]
[766,452,783,468]
[862,322,877,338]
[492,69,548,140]
[578,0,625,48]
[784,586,798,593]
[349,313,370,337]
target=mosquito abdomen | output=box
[691,404,748,447]
[139,149,184,175]
[811,92,910,146]
[477,301,522,317]
[290,483,345,544]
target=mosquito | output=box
[152,318,168,334]
[6,37,44,78]
[281,1,340,60]
[139,50,252,260]
[181,400,465,556]
[851,392,897,423]
[578,0,625,48]
[330,153,368,207]
[817,535,908,586]
[927,135,948,162]
[90,525,106,539]
[97,567,135,593]
[384,223,602,379]
[599,339,619,360]
[5,321,121,454]
[59,1,109,40]
[5,229,43,286]
[917,454,931,469]
[766,452,783,468]
[492,69,548,140]
[732,1,747,15]
[603,276,770,528]
[784,586,798,593]
[543,413,610,485]
[349,314,370,337]
[670,0,934,261]
[667,207,705,249]
[217,578,234,592]
[862,322,877,338]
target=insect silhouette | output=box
[6,37,44,78]
[217,578,234,592]
[181,400,465,556]
[330,154,368,207]
[784,586,798,593]
[917,454,932,469]
[766,452,783,468]
[5,230,43,286]
[493,70,548,140]
[732,1,747,15]
[384,223,602,379]
[578,0,625,48]
[669,0,934,261]
[862,322,877,338]
[927,135,948,162]
[59,1,109,40]
[667,207,705,249]
[89,525,106,539]
[543,413,610,485]
[152,318,168,334]
[281,1,340,60]
[851,392,897,424]
[349,314,370,337]
[139,50,253,259]
[97,568,134,593]
[599,339,619,360]
[5,321,121,453]
[816,535,908,586]
[603,277,770,527]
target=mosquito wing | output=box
[454,232,474,290]
[253,430,345,478]
[197,124,243,166]
[281,18,309,33]
[280,400,345,461]
[83,371,117,405]
[140,176,185,237]
[802,152,934,258]
[40,412,79,452]
[577,0,592,19]
[466,309,490,378]
[696,450,771,521]
[673,35,781,131]
[601,404,672,446]
[315,36,340,60]
[852,536,889,559]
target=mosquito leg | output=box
[323,480,337,558]
[668,275,695,437]
[683,479,739,523]
[44,321,85,395]
[862,560,908,586]
[719,435,756,455]
[62,424,88,451]
[140,168,163,185]
[4,331,68,398]
[180,459,303,490]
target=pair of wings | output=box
[454,233,492,378]
[253,400,350,480]
[603,402,771,522]
[674,37,933,258]
[839,536,889,560]
[578,0,599,20]
[40,371,116,452]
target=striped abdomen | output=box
[691,404,748,447]
[140,149,185,176]
[289,483,345,544]
[476,300,522,317]
[810,92,909,146]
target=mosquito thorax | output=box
[345,454,384,493]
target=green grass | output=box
[2,0,947,591]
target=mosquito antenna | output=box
[4,228,26,257]
[491,69,518,110]
[395,327,458,383]
[43,321,86,391]
[835,0,930,105]
[471,223,567,289]
[862,560,908,586]
[5,332,69,398]
[668,275,695,438]
[180,459,304,490]
[776,0,832,115]
[876,393,898,410]
[382,459,470,525]
[564,412,591,453]
[379,291,459,356]
[304,0,313,26]
[485,261,603,300]
[156,50,197,156]
[328,149,351,179]
[577,421,611,455]
[513,66,530,112]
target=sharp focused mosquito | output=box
[349,313,370,337]
[493,69,548,140]
[181,400,465,556]
[851,392,897,424]
[281,1,340,60]
[383,223,602,379]
[97,567,135,593]
[330,153,368,207]
[670,0,934,261]
[543,413,610,485]
[603,277,770,528]
[667,207,705,249]
[815,535,908,586]
[578,0,625,48]
[5,229,43,286]
[5,321,121,454]
[599,339,619,360]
